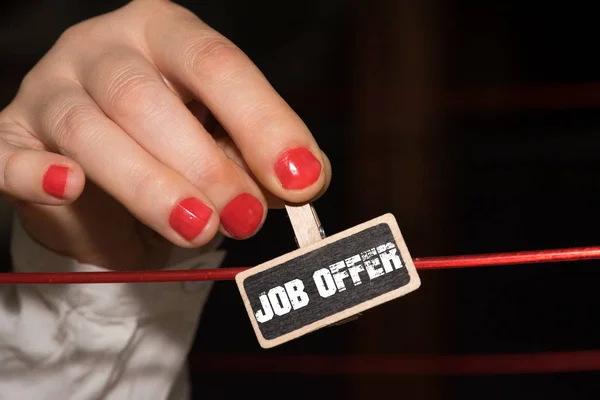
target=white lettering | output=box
[255,241,403,323]
[284,279,310,310]
[255,292,274,323]
[377,243,403,272]
[329,261,350,291]
[361,248,385,279]
[345,255,364,285]
[313,268,337,298]
[268,286,292,316]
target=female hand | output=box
[0,0,331,270]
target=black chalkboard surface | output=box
[236,213,421,348]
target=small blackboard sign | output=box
[235,213,421,348]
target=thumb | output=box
[0,139,85,205]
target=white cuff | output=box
[3,216,228,399]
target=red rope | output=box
[190,350,600,375]
[3,246,600,377]
[0,246,599,284]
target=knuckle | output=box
[102,64,157,116]
[57,15,108,44]
[56,24,79,43]
[45,97,99,155]
[0,150,15,192]
[183,154,231,188]
[57,21,93,44]
[2,150,25,193]
[129,165,164,202]
[89,52,164,118]
[17,55,74,103]
[18,66,57,99]
[183,35,243,77]
[239,101,282,134]
[19,69,39,95]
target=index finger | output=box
[145,5,328,203]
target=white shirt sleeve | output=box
[0,216,227,400]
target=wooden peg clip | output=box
[235,204,421,349]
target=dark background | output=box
[2,1,600,399]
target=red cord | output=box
[190,350,600,375]
[0,246,599,284]
[3,246,600,377]
[413,246,600,269]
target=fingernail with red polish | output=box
[274,147,322,190]
[220,193,264,238]
[169,197,213,241]
[43,165,69,199]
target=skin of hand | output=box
[0,0,331,270]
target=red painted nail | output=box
[169,197,213,241]
[43,165,69,199]
[220,193,264,238]
[274,147,322,190]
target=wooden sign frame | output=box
[235,212,421,349]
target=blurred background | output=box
[2,0,600,399]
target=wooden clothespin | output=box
[235,204,421,348]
